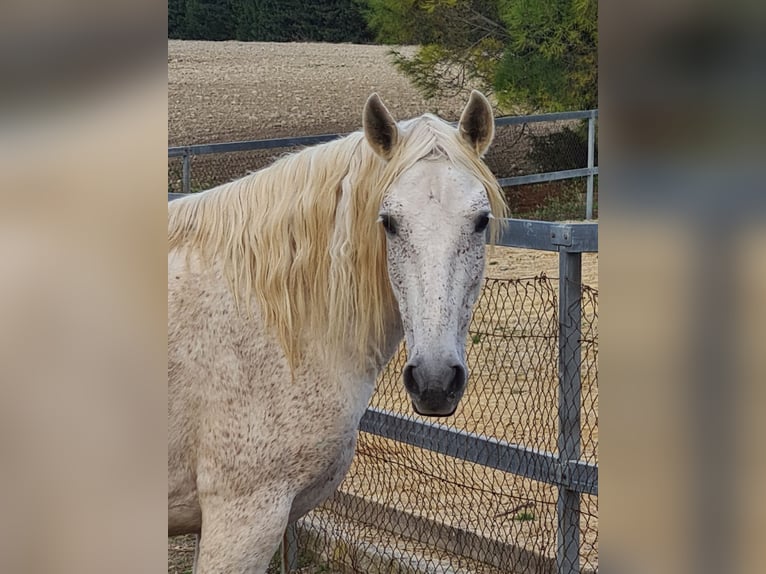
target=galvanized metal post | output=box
[182,151,191,194]
[557,248,582,574]
[585,114,595,219]
[690,223,734,574]
[280,523,298,573]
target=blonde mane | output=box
[168,114,507,372]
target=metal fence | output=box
[168,109,598,220]
[283,220,598,574]
[167,111,599,573]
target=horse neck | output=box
[373,302,405,373]
[323,272,403,380]
[326,301,403,418]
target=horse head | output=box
[364,91,499,417]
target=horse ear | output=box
[363,93,399,160]
[458,90,494,156]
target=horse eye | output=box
[474,213,490,233]
[379,214,398,236]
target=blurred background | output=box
[0,1,764,573]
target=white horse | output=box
[168,91,507,573]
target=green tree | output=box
[495,0,597,110]
[184,0,236,41]
[364,0,506,100]
[363,0,597,112]
[169,0,373,43]
[231,0,373,42]
[169,0,187,38]
[313,0,374,43]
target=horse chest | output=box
[212,366,373,484]
[277,373,374,517]
[287,426,358,522]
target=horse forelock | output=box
[167,114,507,373]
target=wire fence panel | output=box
[483,115,598,220]
[580,494,599,574]
[294,275,598,574]
[167,155,184,194]
[168,148,290,194]
[579,286,599,467]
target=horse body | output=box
[168,91,506,573]
[169,251,404,570]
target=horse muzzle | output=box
[403,360,467,417]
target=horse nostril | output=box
[449,365,466,396]
[403,364,418,394]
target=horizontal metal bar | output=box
[496,219,561,252]
[495,219,599,253]
[167,146,188,158]
[168,110,599,157]
[168,133,346,157]
[563,221,599,253]
[494,109,597,127]
[566,460,598,495]
[497,167,598,188]
[168,193,186,202]
[360,407,597,494]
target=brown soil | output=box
[168,41,464,146]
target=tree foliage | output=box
[168,0,187,39]
[184,0,236,41]
[496,0,597,110]
[166,0,597,111]
[363,0,597,112]
[363,1,506,101]
[169,0,374,43]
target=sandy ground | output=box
[168,40,466,146]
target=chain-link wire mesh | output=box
[486,120,587,177]
[485,118,598,220]
[168,148,291,194]
[168,156,183,194]
[576,286,599,574]
[291,275,598,574]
